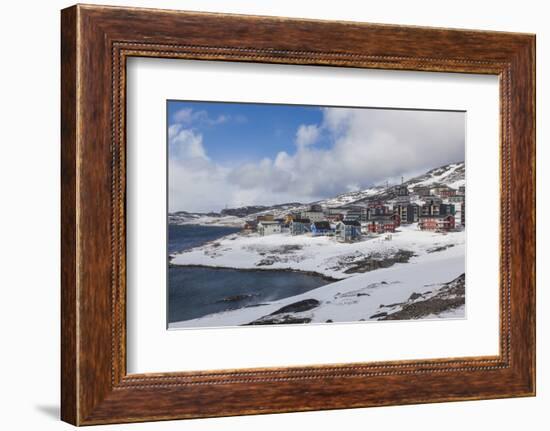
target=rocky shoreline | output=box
[169,263,342,282]
[239,273,465,326]
[377,273,465,320]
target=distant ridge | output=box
[169,161,465,224]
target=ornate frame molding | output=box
[61,5,535,425]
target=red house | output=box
[392,213,401,228]
[367,215,396,233]
[419,214,455,231]
[439,188,456,198]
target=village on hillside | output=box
[169,162,467,327]
[242,182,465,242]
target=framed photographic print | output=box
[61,4,536,425]
[165,101,466,329]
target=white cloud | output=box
[169,124,208,160]
[172,108,195,124]
[169,108,465,212]
[172,107,231,127]
[295,124,320,148]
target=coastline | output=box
[167,223,466,327]
[169,243,466,328]
[169,263,342,282]
[169,224,464,279]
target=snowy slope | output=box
[406,162,465,191]
[171,225,463,280]
[318,161,465,208]
[169,240,465,328]
[281,161,465,210]
[316,186,386,208]
[168,212,244,227]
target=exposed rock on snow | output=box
[342,250,415,274]
[220,202,304,218]
[427,244,455,253]
[246,315,313,325]
[369,311,388,319]
[377,273,465,320]
[270,299,321,314]
[247,299,320,325]
[216,293,258,304]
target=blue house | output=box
[310,221,332,236]
[290,218,311,235]
[335,220,362,242]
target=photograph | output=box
[167,101,466,328]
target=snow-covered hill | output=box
[317,161,465,208]
[405,162,465,191]
[168,211,244,227]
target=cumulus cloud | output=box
[169,124,208,160]
[295,124,320,148]
[169,107,465,212]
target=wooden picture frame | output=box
[61,4,535,425]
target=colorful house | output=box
[335,220,362,242]
[430,185,456,198]
[439,188,457,198]
[310,221,332,236]
[367,215,396,233]
[242,220,257,233]
[256,214,274,223]
[418,214,455,231]
[290,218,311,236]
[301,210,325,222]
[283,214,295,225]
[300,204,326,222]
[257,221,282,236]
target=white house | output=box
[257,221,282,236]
[300,210,325,222]
[454,203,465,228]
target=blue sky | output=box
[167,101,465,213]
[168,101,328,164]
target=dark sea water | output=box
[168,225,329,325]
[168,224,240,254]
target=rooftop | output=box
[419,214,454,219]
[340,220,361,226]
[312,221,331,229]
